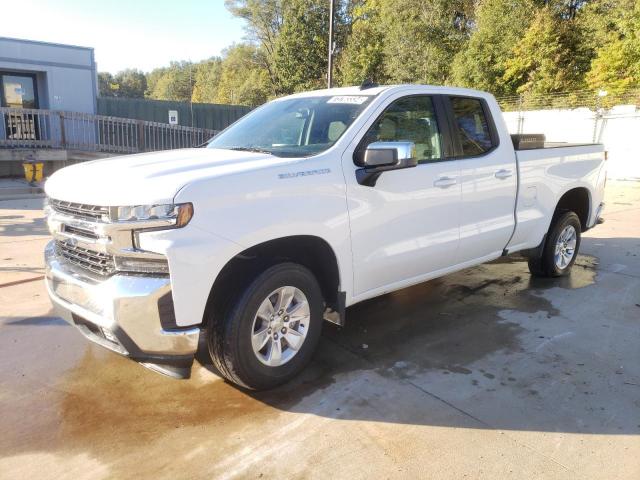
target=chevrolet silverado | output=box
[44,85,606,389]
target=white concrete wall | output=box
[502,106,640,180]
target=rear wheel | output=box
[528,211,581,277]
[207,262,323,390]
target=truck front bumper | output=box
[44,241,200,378]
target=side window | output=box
[450,97,494,156]
[361,96,442,163]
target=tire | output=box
[207,262,324,390]
[528,211,582,278]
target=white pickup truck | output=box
[44,85,606,389]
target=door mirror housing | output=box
[355,141,418,186]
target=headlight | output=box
[113,203,193,227]
[115,256,170,274]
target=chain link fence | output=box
[495,89,640,180]
[497,89,640,113]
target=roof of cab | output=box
[284,85,391,98]
[281,84,494,100]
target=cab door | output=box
[343,94,462,298]
[445,96,517,263]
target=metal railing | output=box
[0,107,218,153]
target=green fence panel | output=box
[97,98,252,131]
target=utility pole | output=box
[327,0,335,88]
[189,60,194,128]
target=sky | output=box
[3,0,248,73]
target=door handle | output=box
[434,176,457,188]
[494,169,513,179]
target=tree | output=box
[215,44,270,105]
[98,70,147,98]
[577,0,631,46]
[503,7,593,96]
[451,0,536,96]
[98,72,117,97]
[337,0,387,85]
[101,0,640,108]
[587,37,640,95]
[273,0,332,93]
[225,0,285,93]
[147,61,196,102]
[581,0,640,94]
[144,67,167,98]
[381,0,474,85]
[191,58,223,103]
[114,69,147,98]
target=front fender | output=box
[137,225,245,327]
[139,156,354,327]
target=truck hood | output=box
[44,148,289,205]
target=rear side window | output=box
[450,97,494,156]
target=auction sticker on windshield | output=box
[327,96,369,104]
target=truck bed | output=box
[533,142,602,150]
[510,133,602,151]
[507,142,606,255]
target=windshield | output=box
[207,95,374,157]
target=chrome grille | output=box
[55,240,115,276]
[50,199,110,221]
[63,224,99,240]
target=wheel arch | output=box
[203,235,344,328]
[554,186,591,232]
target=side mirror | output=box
[355,141,417,186]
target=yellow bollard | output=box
[34,162,44,182]
[23,162,34,183]
[22,161,43,184]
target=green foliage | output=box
[96,0,640,107]
[98,69,147,98]
[583,0,640,94]
[451,0,536,96]
[273,0,332,93]
[215,44,270,105]
[381,0,474,85]
[147,61,196,102]
[577,0,631,46]
[191,58,223,103]
[97,72,116,97]
[337,0,474,86]
[503,7,593,96]
[337,0,387,85]
[144,67,166,98]
[115,69,147,98]
[225,0,285,92]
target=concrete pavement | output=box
[0,181,639,479]
[0,178,44,201]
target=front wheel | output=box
[528,211,582,277]
[208,263,324,390]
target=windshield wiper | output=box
[228,146,274,155]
